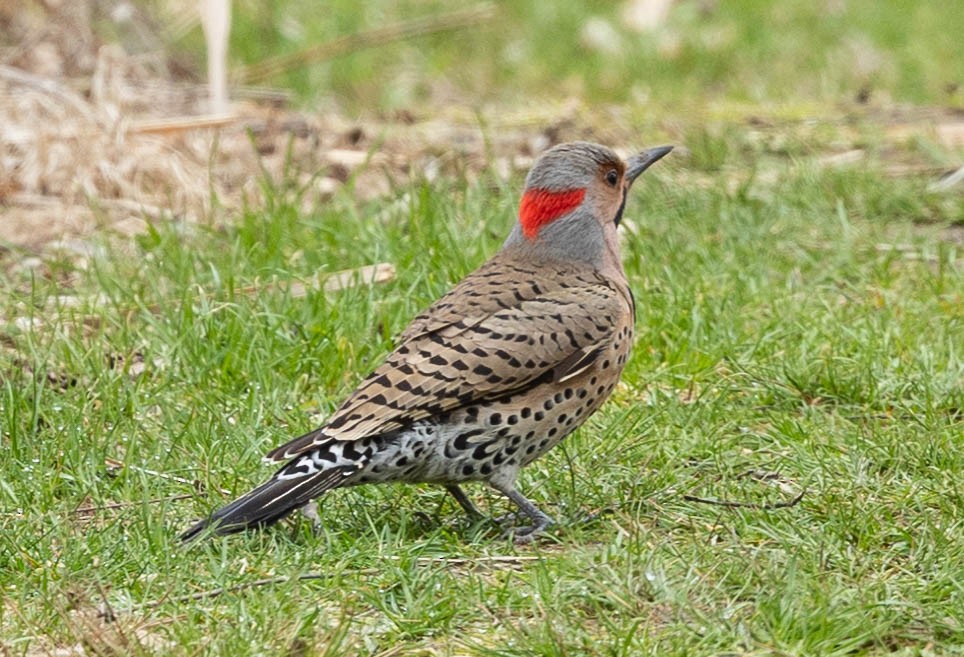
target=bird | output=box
[180,141,672,543]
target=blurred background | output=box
[9,0,955,109]
[210,0,961,110]
[2,0,964,107]
[1,0,961,251]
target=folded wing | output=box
[265,261,622,462]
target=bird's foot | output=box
[500,513,554,544]
[488,480,556,543]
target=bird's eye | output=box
[605,169,619,187]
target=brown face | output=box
[515,142,672,241]
[593,158,629,228]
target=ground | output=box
[1,1,962,655]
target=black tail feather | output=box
[179,464,353,542]
[263,426,329,463]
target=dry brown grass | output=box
[1,2,958,261]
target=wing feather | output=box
[265,260,624,462]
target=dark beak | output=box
[625,145,674,186]
[613,145,673,228]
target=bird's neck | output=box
[501,210,627,287]
[598,221,630,289]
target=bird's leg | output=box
[488,480,554,543]
[491,510,522,525]
[445,484,484,519]
[300,500,324,534]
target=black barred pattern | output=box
[264,256,626,462]
[184,265,634,541]
[178,140,665,541]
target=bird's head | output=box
[505,141,672,267]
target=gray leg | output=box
[300,500,323,533]
[488,480,554,543]
[492,510,522,525]
[445,484,483,519]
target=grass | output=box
[1,137,962,654]
[2,0,964,653]
[200,0,964,110]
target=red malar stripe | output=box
[519,188,586,240]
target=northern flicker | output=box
[180,141,672,543]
